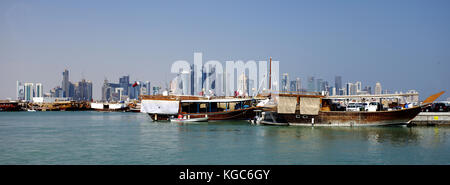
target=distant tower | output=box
[238,73,248,96]
[281,73,289,92]
[289,81,296,92]
[335,76,342,95]
[296,78,301,92]
[24,83,34,101]
[181,70,190,95]
[16,81,25,100]
[145,81,151,95]
[346,82,357,95]
[307,76,315,92]
[355,81,362,93]
[35,83,43,98]
[316,79,324,92]
[62,69,69,97]
[375,82,382,95]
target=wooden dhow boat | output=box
[258,91,445,126]
[140,95,257,121]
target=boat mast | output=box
[269,57,272,92]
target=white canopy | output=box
[141,100,179,114]
[299,97,321,115]
[180,99,253,103]
[277,96,297,114]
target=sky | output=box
[1,0,449,100]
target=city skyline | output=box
[14,66,421,102]
[1,0,449,100]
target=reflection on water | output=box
[260,126,422,145]
[1,112,449,165]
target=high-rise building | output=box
[24,83,34,101]
[335,76,342,95]
[363,86,372,95]
[339,88,346,96]
[16,81,25,100]
[190,64,195,95]
[289,81,296,92]
[307,76,315,92]
[87,81,93,101]
[238,73,248,96]
[295,78,301,92]
[346,82,357,95]
[74,79,92,101]
[102,78,120,102]
[355,81,362,93]
[375,82,382,95]
[316,79,324,92]
[170,78,178,95]
[119,75,130,98]
[281,73,289,92]
[35,83,43,98]
[62,69,70,98]
[50,86,63,98]
[145,81,151,95]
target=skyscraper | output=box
[281,73,289,92]
[16,81,25,100]
[316,78,324,92]
[346,82,357,95]
[62,69,70,97]
[289,81,297,92]
[190,64,195,95]
[238,73,248,96]
[307,76,315,92]
[363,86,372,95]
[355,81,362,92]
[181,70,190,95]
[35,83,43,98]
[74,79,92,101]
[335,76,342,95]
[145,81,151,95]
[119,75,130,98]
[101,79,110,101]
[296,78,301,92]
[24,83,34,101]
[375,82,382,95]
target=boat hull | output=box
[91,108,129,112]
[147,108,257,121]
[170,117,208,123]
[279,106,422,126]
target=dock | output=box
[410,112,450,126]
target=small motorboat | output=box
[170,115,208,123]
[27,109,36,112]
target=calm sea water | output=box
[0,111,449,165]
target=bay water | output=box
[1,111,449,165]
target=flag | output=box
[132,81,140,87]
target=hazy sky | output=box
[1,0,449,100]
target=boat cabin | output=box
[180,99,254,114]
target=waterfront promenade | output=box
[411,112,450,126]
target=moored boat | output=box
[170,116,209,123]
[257,91,445,126]
[140,95,257,121]
[90,102,128,112]
[0,101,22,111]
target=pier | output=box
[410,112,450,126]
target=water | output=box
[1,111,449,165]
